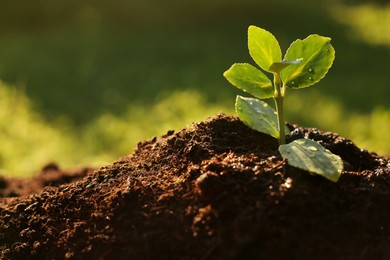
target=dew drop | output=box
[308,68,314,73]
[296,140,306,145]
[308,76,313,81]
[308,146,318,151]
[284,177,293,189]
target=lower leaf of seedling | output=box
[279,139,343,182]
[235,96,289,139]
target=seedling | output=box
[224,26,343,182]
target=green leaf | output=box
[224,63,274,99]
[269,58,303,74]
[248,26,282,72]
[279,138,343,182]
[281,35,335,89]
[235,96,289,139]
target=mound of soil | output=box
[1,114,389,259]
[0,163,93,198]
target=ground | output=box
[1,114,389,259]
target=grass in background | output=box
[1,79,389,177]
[0,81,75,177]
[285,91,390,156]
[0,82,230,176]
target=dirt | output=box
[0,114,389,259]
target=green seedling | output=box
[224,26,343,182]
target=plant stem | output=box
[273,73,286,145]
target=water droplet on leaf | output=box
[308,146,318,151]
[284,177,293,189]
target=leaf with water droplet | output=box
[279,138,343,182]
[235,95,289,139]
[281,34,335,89]
[224,63,274,99]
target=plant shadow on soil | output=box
[1,114,390,259]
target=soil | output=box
[0,114,389,260]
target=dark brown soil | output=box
[1,114,389,259]
[0,163,93,198]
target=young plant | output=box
[224,26,343,182]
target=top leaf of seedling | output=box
[248,26,282,72]
[281,34,335,89]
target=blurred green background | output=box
[0,0,389,176]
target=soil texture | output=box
[1,114,389,259]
